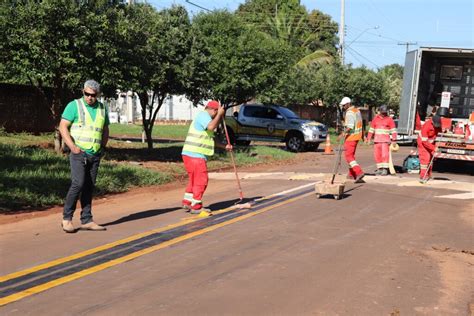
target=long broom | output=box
[221,117,252,209]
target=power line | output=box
[398,41,418,52]
[346,46,379,68]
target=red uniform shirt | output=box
[367,114,397,143]
[417,119,441,152]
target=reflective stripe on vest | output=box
[182,117,214,156]
[70,98,105,153]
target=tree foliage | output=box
[117,4,191,149]
[186,10,293,107]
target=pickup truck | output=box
[223,104,328,152]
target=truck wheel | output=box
[306,143,320,151]
[225,128,236,145]
[236,140,251,146]
[286,133,304,152]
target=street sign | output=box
[440,91,451,108]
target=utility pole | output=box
[339,0,345,65]
[398,42,418,53]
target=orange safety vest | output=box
[345,106,363,141]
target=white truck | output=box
[398,47,474,162]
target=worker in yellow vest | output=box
[182,100,232,215]
[59,80,109,233]
[339,97,365,182]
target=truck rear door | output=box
[398,49,421,134]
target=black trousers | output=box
[63,152,101,224]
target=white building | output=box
[109,91,203,124]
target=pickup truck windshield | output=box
[278,107,300,119]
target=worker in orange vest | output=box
[417,115,442,183]
[339,97,365,182]
[366,105,397,176]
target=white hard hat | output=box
[340,97,351,105]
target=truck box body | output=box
[398,47,474,161]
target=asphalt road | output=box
[0,146,472,315]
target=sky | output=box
[150,0,474,69]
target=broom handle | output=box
[222,118,244,200]
[331,136,345,184]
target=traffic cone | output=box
[323,134,334,155]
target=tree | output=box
[379,64,404,113]
[0,0,125,151]
[118,4,191,149]
[344,66,386,108]
[185,10,292,107]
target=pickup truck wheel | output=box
[306,143,320,151]
[236,140,251,146]
[286,133,304,152]
[225,128,236,145]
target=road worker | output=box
[366,105,397,176]
[59,80,109,233]
[181,100,232,215]
[339,97,365,183]
[417,115,442,183]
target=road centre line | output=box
[0,185,315,306]
[0,182,314,285]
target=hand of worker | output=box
[71,145,82,154]
[217,106,225,117]
[225,144,233,151]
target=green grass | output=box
[109,123,189,139]
[0,128,297,212]
[0,144,172,211]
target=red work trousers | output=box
[374,142,390,169]
[344,140,364,178]
[182,155,208,210]
[418,145,433,180]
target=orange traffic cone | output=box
[323,134,334,155]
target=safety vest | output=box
[345,107,363,141]
[70,98,105,153]
[182,115,215,156]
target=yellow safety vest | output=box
[70,98,105,153]
[182,116,215,156]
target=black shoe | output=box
[354,173,365,183]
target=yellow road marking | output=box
[0,191,312,306]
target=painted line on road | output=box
[0,184,315,306]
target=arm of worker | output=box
[101,125,109,148]
[207,106,225,131]
[214,139,233,151]
[389,119,397,143]
[58,119,82,154]
[366,121,375,143]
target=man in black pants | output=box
[59,80,109,233]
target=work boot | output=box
[190,208,212,215]
[354,173,365,183]
[182,204,191,212]
[374,169,383,176]
[380,168,388,176]
[61,220,75,233]
[80,222,106,231]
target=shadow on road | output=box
[102,207,181,227]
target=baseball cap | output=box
[379,105,388,113]
[340,97,351,105]
[432,115,441,128]
[206,100,220,110]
